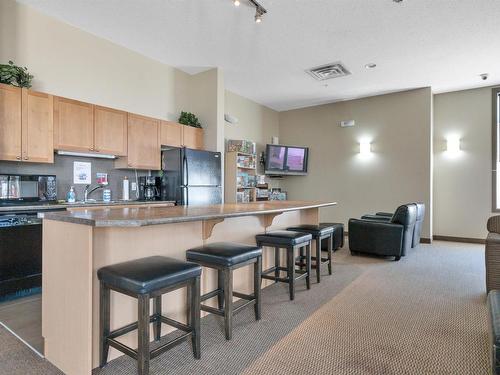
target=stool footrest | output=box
[108,316,156,339]
[150,331,192,359]
[108,338,138,360]
[233,299,255,315]
[160,316,191,333]
[201,305,224,316]
[232,291,254,301]
[200,289,221,302]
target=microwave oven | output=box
[0,174,57,203]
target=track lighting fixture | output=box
[233,0,267,23]
[255,9,263,23]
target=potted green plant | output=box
[178,111,202,128]
[0,61,34,88]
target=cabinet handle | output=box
[23,157,28,160]
[90,147,94,151]
[128,163,132,167]
[95,149,100,152]
[16,156,21,160]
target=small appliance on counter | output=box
[138,176,161,201]
[0,174,57,205]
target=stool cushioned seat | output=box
[286,224,334,237]
[97,256,201,295]
[320,222,345,250]
[256,230,312,246]
[186,242,262,267]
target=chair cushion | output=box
[255,230,312,246]
[186,242,262,267]
[488,290,500,374]
[97,256,201,295]
[286,224,334,237]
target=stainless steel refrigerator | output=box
[161,148,222,205]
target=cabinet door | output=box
[160,121,182,148]
[0,84,22,161]
[182,126,204,150]
[124,113,160,170]
[53,97,94,152]
[22,89,54,163]
[94,106,127,156]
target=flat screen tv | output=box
[265,144,309,175]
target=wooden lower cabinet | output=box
[22,89,54,163]
[115,113,160,170]
[182,126,204,150]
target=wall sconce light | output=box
[446,136,461,154]
[359,141,372,155]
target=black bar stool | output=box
[186,242,262,340]
[98,256,202,375]
[255,230,312,300]
[320,222,345,251]
[286,224,335,283]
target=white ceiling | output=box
[18,0,500,111]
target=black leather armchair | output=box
[348,204,417,261]
[361,202,425,248]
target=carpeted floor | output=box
[0,241,489,375]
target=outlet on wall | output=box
[131,182,137,191]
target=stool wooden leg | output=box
[315,237,321,284]
[223,268,233,340]
[327,234,333,275]
[137,294,150,375]
[299,247,305,271]
[217,270,224,310]
[306,243,312,290]
[274,246,280,282]
[153,296,162,341]
[254,256,262,320]
[190,276,201,359]
[99,281,110,368]
[287,246,295,300]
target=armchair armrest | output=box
[375,212,393,217]
[361,214,391,221]
[348,219,404,257]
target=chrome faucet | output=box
[84,184,103,202]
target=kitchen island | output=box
[42,200,336,375]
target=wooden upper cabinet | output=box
[115,113,160,170]
[53,96,94,152]
[182,126,204,150]
[94,106,127,156]
[0,84,22,161]
[22,89,54,163]
[160,121,182,148]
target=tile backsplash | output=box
[0,155,150,201]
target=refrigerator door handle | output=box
[182,153,188,187]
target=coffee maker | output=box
[138,176,161,201]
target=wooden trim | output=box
[420,237,432,244]
[259,212,283,231]
[202,218,224,240]
[433,235,485,244]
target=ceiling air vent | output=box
[306,62,351,81]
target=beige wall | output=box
[278,88,433,238]
[433,87,494,239]
[0,0,191,121]
[224,91,280,175]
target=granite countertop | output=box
[0,200,175,212]
[42,201,337,227]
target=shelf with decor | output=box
[225,140,259,203]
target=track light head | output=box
[255,7,264,23]
[233,0,240,6]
